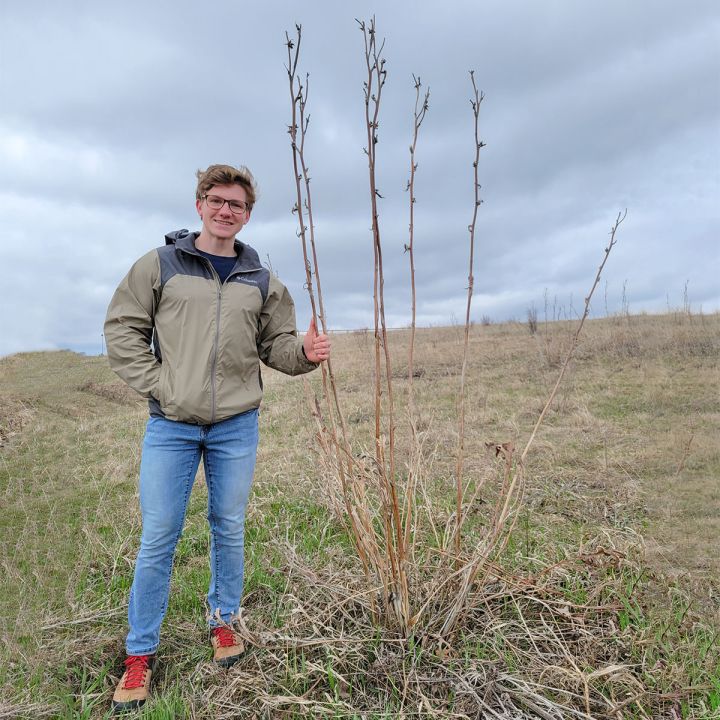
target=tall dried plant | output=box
[284,19,624,643]
[358,16,411,631]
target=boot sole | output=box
[215,652,242,668]
[111,698,146,715]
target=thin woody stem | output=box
[455,73,485,569]
[359,19,384,463]
[404,75,429,559]
[520,211,627,465]
[407,75,429,418]
[442,215,626,637]
[295,71,353,461]
[286,28,350,469]
[449,216,627,635]
[285,30,317,325]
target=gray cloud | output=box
[0,0,718,356]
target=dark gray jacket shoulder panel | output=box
[157,242,209,287]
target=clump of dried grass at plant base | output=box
[187,529,663,719]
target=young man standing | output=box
[104,164,330,713]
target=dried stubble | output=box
[0,312,718,717]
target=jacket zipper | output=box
[198,259,222,425]
[210,283,222,424]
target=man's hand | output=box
[303,317,331,363]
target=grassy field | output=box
[1,312,718,718]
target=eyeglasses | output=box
[202,195,250,215]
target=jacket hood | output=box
[164,229,262,272]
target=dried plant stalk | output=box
[406,75,429,416]
[675,432,695,477]
[437,214,626,638]
[453,72,485,569]
[358,16,410,632]
[403,75,429,570]
[520,211,627,465]
[285,25,350,458]
[285,25,376,618]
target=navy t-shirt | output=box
[197,249,237,285]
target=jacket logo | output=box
[236,276,258,285]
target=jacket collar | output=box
[165,229,263,273]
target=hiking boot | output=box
[111,654,156,714]
[211,626,244,667]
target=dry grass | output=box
[0,313,719,718]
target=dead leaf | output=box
[670,699,684,720]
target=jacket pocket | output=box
[156,362,169,408]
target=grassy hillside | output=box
[1,312,718,718]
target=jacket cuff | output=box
[300,342,320,370]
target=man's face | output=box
[196,184,251,240]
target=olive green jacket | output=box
[104,230,317,425]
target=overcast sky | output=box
[1,0,718,357]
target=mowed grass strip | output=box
[0,313,718,718]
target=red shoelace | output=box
[212,626,239,648]
[122,655,153,689]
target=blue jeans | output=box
[126,410,259,656]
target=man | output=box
[104,164,330,713]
